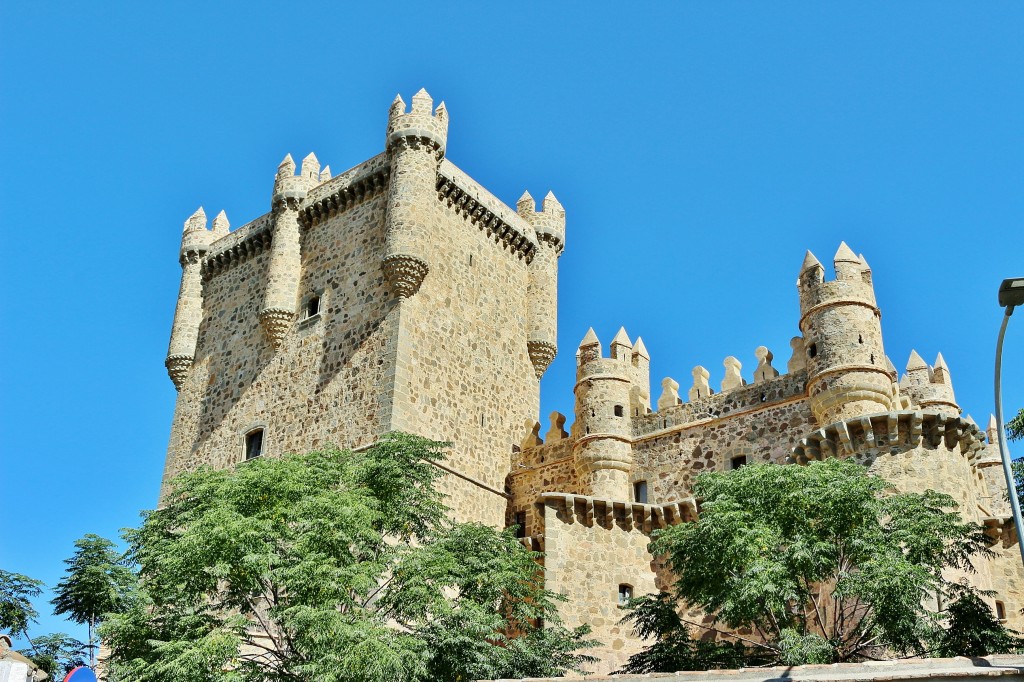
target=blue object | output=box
[64,667,97,682]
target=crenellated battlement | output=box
[517,190,565,253]
[899,350,960,416]
[386,88,448,156]
[798,242,877,322]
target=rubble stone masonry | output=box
[162,90,1022,675]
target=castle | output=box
[161,90,1022,673]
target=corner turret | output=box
[520,190,566,378]
[382,89,448,299]
[261,152,320,347]
[166,207,217,389]
[798,243,895,425]
[899,351,960,416]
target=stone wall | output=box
[539,494,693,675]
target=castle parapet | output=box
[788,410,986,466]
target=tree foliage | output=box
[0,569,43,639]
[23,633,90,678]
[51,533,135,668]
[1007,408,1024,442]
[101,433,596,682]
[934,588,1023,657]
[623,459,1015,669]
[616,592,751,673]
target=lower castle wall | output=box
[540,497,669,675]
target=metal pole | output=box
[995,306,1024,567]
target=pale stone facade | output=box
[161,90,1022,675]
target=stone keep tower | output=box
[161,90,564,527]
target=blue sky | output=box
[1,2,1022,647]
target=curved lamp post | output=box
[996,277,1024,567]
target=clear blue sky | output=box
[2,2,1021,647]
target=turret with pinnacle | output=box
[519,190,565,378]
[798,242,895,425]
[166,207,218,389]
[382,89,448,299]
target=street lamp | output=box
[995,277,1024,566]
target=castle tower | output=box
[260,153,319,347]
[165,207,216,389]
[798,243,895,425]
[161,90,559,531]
[573,328,636,499]
[382,89,448,299]
[518,191,565,378]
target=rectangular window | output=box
[303,295,321,319]
[996,600,1007,621]
[633,480,648,504]
[731,455,748,469]
[618,584,633,606]
[513,511,527,539]
[245,429,264,460]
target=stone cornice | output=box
[299,153,390,229]
[201,215,273,281]
[437,159,538,264]
[537,492,697,533]
[789,410,987,465]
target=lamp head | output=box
[999,278,1024,309]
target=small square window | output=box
[614,404,624,417]
[618,584,633,606]
[996,600,1007,621]
[633,480,648,504]
[731,455,748,470]
[245,429,264,460]
[303,295,321,319]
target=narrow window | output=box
[633,480,648,504]
[614,404,624,417]
[480,414,485,427]
[618,584,633,606]
[469,254,473,266]
[591,408,595,417]
[731,455,747,469]
[808,343,818,358]
[996,600,1007,621]
[303,295,321,319]
[858,334,863,344]
[760,392,767,402]
[513,511,527,539]
[245,429,264,460]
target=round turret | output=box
[382,89,448,300]
[573,328,636,499]
[520,191,566,378]
[798,243,895,425]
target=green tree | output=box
[0,569,43,639]
[101,433,595,682]
[51,534,135,668]
[933,589,1023,656]
[1007,408,1024,442]
[616,592,751,673]
[626,459,1012,668]
[22,633,90,679]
